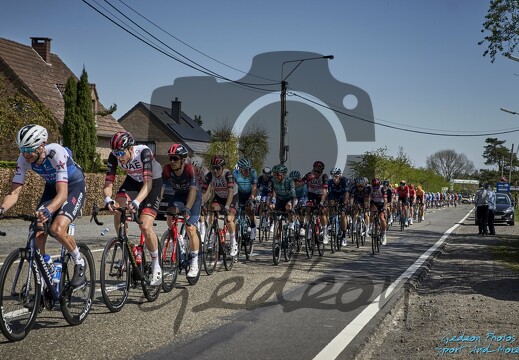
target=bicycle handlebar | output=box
[90,203,142,226]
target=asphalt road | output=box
[0,205,473,359]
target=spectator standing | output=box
[475,183,489,235]
[486,184,496,236]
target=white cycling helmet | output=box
[16,124,48,149]
[189,156,204,168]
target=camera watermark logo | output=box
[151,51,375,173]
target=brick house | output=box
[0,37,125,159]
[118,98,210,165]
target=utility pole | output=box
[279,80,288,164]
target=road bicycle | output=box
[91,204,161,313]
[257,199,271,243]
[370,210,381,255]
[203,210,235,275]
[236,205,254,261]
[351,205,367,248]
[326,204,343,253]
[160,211,202,291]
[271,211,297,265]
[0,214,95,341]
[303,202,325,258]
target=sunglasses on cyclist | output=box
[19,146,37,154]
[274,173,283,178]
[212,166,222,171]
[169,156,182,162]
[112,150,126,157]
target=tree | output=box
[479,0,519,63]
[426,149,476,181]
[77,68,98,171]
[238,123,269,172]
[203,123,239,169]
[62,76,78,153]
[0,74,58,160]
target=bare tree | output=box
[426,149,476,181]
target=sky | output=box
[2,0,519,173]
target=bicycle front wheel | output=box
[61,243,96,325]
[100,237,129,312]
[272,220,281,265]
[304,222,314,259]
[141,240,162,302]
[187,230,203,285]
[283,227,295,262]
[203,225,219,275]
[0,248,40,342]
[161,229,179,292]
[222,234,234,271]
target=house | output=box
[0,37,125,159]
[118,98,211,165]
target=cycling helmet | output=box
[272,164,288,174]
[16,124,48,149]
[409,183,414,189]
[400,180,406,186]
[289,170,301,180]
[110,131,134,150]
[262,167,272,175]
[372,178,381,186]
[189,156,204,168]
[168,143,188,158]
[237,158,252,170]
[355,177,367,186]
[211,155,225,167]
[383,179,390,187]
[330,167,342,176]
[313,161,325,172]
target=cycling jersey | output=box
[348,184,370,204]
[105,145,162,183]
[409,187,416,198]
[303,171,329,195]
[13,143,83,185]
[162,163,198,199]
[272,176,296,202]
[396,185,409,199]
[233,168,257,194]
[294,181,307,201]
[327,176,348,202]
[369,185,387,204]
[203,169,234,199]
[257,174,273,197]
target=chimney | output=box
[31,37,52,63]
[171,97,181,124]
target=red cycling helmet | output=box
[372,178,381,186]
[211,155,225,167]
[313,161,325,172]
[110,131,134,150]
[168,143,188,158]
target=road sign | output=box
[496,181,510,193]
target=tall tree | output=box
[77,67,97,171]
[62,76,78,151]
[479,0,519,62]
[238,123,269,172]
[426,149,476,181]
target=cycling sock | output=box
[150,250,159,269]
[70,247,84,266]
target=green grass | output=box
[493,237,519,272]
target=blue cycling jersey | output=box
[233,168,257,194]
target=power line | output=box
[290,92,519,137]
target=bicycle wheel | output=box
[272,219,282,265]
[304,222,315,258]
[187,229,203,285]
[221,233,234,271]
[294,221,302,253]
[360,219,366,246]
[371,221,378,255]
[245,221,255,261]
[329,218,336,254]
[140,240,161,302]
[61,243,96,325]
[161,229,179,292]
[283,226,295,262]
[203,225,219,275]
[100,237,129,312]
[0,248,40,342]
[316,224,325,257]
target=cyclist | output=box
[396,180,410,226]
[416,185,425,221]
[408,183,416,224]
[202,155,237,256]
[269,164,297,235]
[257,167,273,230]
[103,131,163,286]
[189,156,208,243]
[327,167,349,247]
[346,177,370,237]
[0,124,86,287]
[289,170,307,236]
[162,144,202,278]
[368,178,388,245]
[233,158,258,241]
[303,161,329,243]
[383,180,394,225]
